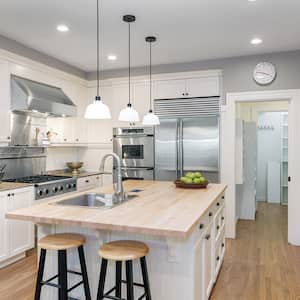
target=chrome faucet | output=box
[99,153,125,202]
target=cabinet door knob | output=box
[217,202,220,206]
[209,212,213,217]
[205,234,211,240]
[221,216,225,221]
[7,136,11,140]
[222,196,225,199]
[85,180,89,183]
[64,138,67,142]
[11,193,15,196]
[222,243,225,248]
[216,225,220,231]
[182,93,185,96]
[216,256,220,261]
[186,93,189,96]
[199,224,204,230]
[7,193,11,197]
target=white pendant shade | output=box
[84,99,111,119]
[119,104,140,122]
[142,111,160,125]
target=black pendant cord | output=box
[128,22,131,106]
[149,41,152,112]
[96,0,100,100]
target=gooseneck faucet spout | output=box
[99,153,125,201]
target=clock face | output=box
[253,62,277,85]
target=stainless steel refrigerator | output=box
[155,117,220,183]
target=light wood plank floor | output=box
[1,203,300,300]
[211,202,300,300]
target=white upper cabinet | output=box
[0,61,11,144]
[186,77,220,98]
[154,79,186,99]
[154,74,221,100]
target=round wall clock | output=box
[253,62,277,85]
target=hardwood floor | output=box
[211,202,300,300]
[1,203,300,300]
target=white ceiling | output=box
[0,0,300,72]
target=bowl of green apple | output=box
[174,172,209,189]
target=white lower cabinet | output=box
[202,222,214,299]
[194,193,225,300]
[0,186,34,268]
[77,175,102,192]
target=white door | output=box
[202,222,214,300]
[186,77,220,98]
[8,188,34,257]
[0,193,9,262]
[154,79,186,99]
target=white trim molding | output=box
[222,89,300,244]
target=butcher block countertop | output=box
[0,182,32,192]
[6,180,227,239]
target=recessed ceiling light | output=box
[251,38,262,45]
[108,55,117,61]
[56,24,69,32]
[248,0,257,2]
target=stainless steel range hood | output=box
[11,75,77,117]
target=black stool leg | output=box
[78,245,91,300]
[58,250,68,300]
[97,258,108,300]
[115,261,122,298]
[34,248,47,300]
[126,260,134,300]
[140,257,152,300]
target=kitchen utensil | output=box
[174,180,209,189]
[67,162,84,175]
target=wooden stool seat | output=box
[38,233,86,250]
[98,240,149,261]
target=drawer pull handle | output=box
[199,224,204,230]
[85,180,89,183]
[209,212,213,217]
[205,234,211,240]
[216,256,220,261]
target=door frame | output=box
[221,89,300,244]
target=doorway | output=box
[235,101,289,220]
[221,89,300,245]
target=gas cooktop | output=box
[4,175,77,200]
[4,175,71,184]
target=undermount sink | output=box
[52,192,138,209]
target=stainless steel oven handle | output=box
[120,167,154,171]
[114,134,153,138]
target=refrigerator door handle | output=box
[179,120,184,178]
[176,120,179,179]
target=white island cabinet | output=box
[0,185,34,268]
[6,181,226,300]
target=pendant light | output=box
[118,15,140,122]
[84,0,111,119]
[142,36,160,126]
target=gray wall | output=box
[0,34,85,79]
[90,50,300,98]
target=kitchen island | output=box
[6,180,227,300]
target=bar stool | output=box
[34,233,91,300]
[97,240,152,300]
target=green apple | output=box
[193,177,201,184]
[199,177,206,183]
[194,172,202,178]
[185,172,194,179]
[185,177,193,184]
